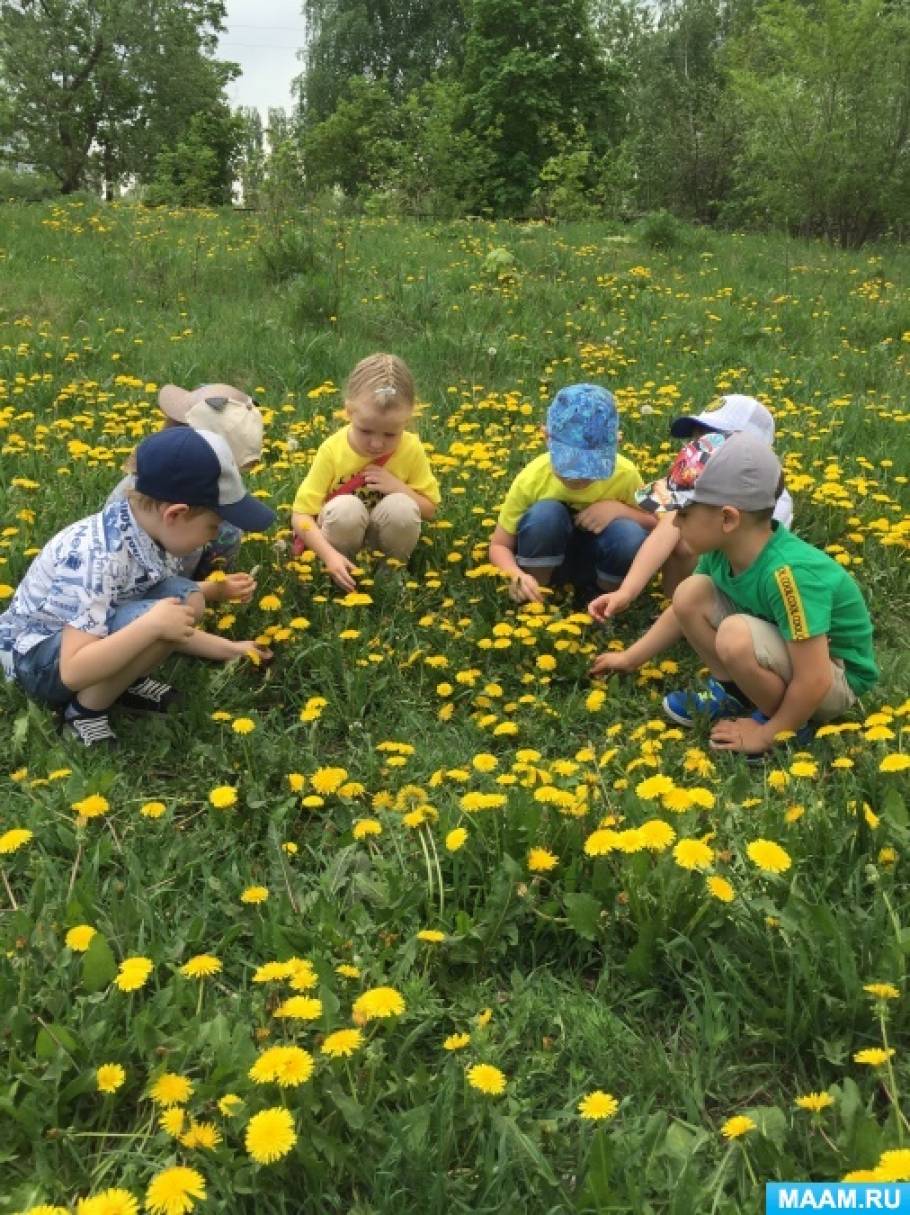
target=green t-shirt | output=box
[696,524,878,695]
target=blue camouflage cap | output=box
[546,384,618,481]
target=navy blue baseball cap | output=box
[547,384,618,481]
[135,427,276,532]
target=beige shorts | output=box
[710,588,857,723]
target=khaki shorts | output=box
[710,588,857,723]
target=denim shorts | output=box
[13,575,198,707]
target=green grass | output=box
[0,200,909,1214]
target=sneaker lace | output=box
[128,677,171,703]
[70,714,116,745]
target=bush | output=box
[636,209,689,251]
[0,167,59,201]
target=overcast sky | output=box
[218,0,307,117]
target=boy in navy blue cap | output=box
[0,427,276,747]
[488,384,652,605]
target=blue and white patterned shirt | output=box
[0,500,180,677]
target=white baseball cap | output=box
[670,394,775,445]
[158,383,264,469]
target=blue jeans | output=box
[515,500,648,589]
[13,575,198,706]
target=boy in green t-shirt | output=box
[591,433,878,757]
[488,384,653,606]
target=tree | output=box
[0,0,237,196]
[299,0,467,125]
[728,0,910,245]
[236,107,266,208]
[461,0,623,215]
[145,104,242,206]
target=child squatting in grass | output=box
[590,433,879,758]
[488,383,654,607]
[0,428,276,747]
[291,353,441,590]
[587,393,794,624]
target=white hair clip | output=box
[374,385,396,401]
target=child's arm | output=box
[589,604,684,676]
[488,525,544,604]
[291,511,358,591]
[575,500,657,534]
[59,599,197,689]
[589,513,679,620]
[362,465,436,519]
[710,634,834,753]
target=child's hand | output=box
[576,501,624,534]
[324,551,358,591]
[221,572,256,603]
[363,465,406,496]
[227,640,274,664]
[589,588,632,621]
[589,650,635,677]
[709,716,773,754]
[509,571,543,604]
[148,597,197,643]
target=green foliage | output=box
[637,209,691,252]
[462,0,624,216]
[727,0,910,246]
[0,0,237,197]
[145,106,242,207]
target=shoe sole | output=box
[662,697,696,728]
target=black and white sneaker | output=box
[117,677,181,714]
[60,709,118,748]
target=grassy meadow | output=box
[1,199,909,1214]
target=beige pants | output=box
[319,492,421,561]
[710,587,856,722]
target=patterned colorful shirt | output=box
[0,500,180,676]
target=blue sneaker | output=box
[662,677,749,727]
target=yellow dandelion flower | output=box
[352,818,382,840]
[65,924,96,951]
[139,801,166,819]
[96,1063,126,1093]
[217,1093,243,1116]
[720,1115,756,1139]
[635,774,675,800]
[71,794,109,819]
[144,1165,205,1215]
[114,955,153,993]
[149,1072,193,1106]
[352,985,406,1021]
[527,847,558,872]
[287,773,306,793]
[179,954,221,979]
[445,827,468,852]
[864,982,900,1001]
[311,767,348,794]
[417,929,446,943]
[789,760,818,779]
[76,1188,139,1215]
[673,838,715,871]
[706,875,735,903]
[875,1149,910,1181]
[241,886,269,904]
[584,828,619,857]
[245,1106,297,1164]
[880,754,910,773]
[443,1032,471,1051]
[746,839,792,874]
[853,1047,895,1066]
[232,717,256,735]
[249,1044,315,1087]
[638,820,676,853]
[274,996,323,1021]
[795,1092,834,1112]
[578,1090,619,1121]
[466,1063,506,1095]
[321,1028,364,1058]
[0,827,33,853]
[208,785,237,809]
[336,963,361,979]
[159,1107,186,1137]
[179,1120,222,1150]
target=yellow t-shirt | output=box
[496,452,643,534]
[292,427,441,517]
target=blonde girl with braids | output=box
[291,353,441,589]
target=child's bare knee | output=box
[672,573,713,617]
[715,616,754,666]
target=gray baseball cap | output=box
[665,432,782,511]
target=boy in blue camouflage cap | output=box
[488,384,653,605]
